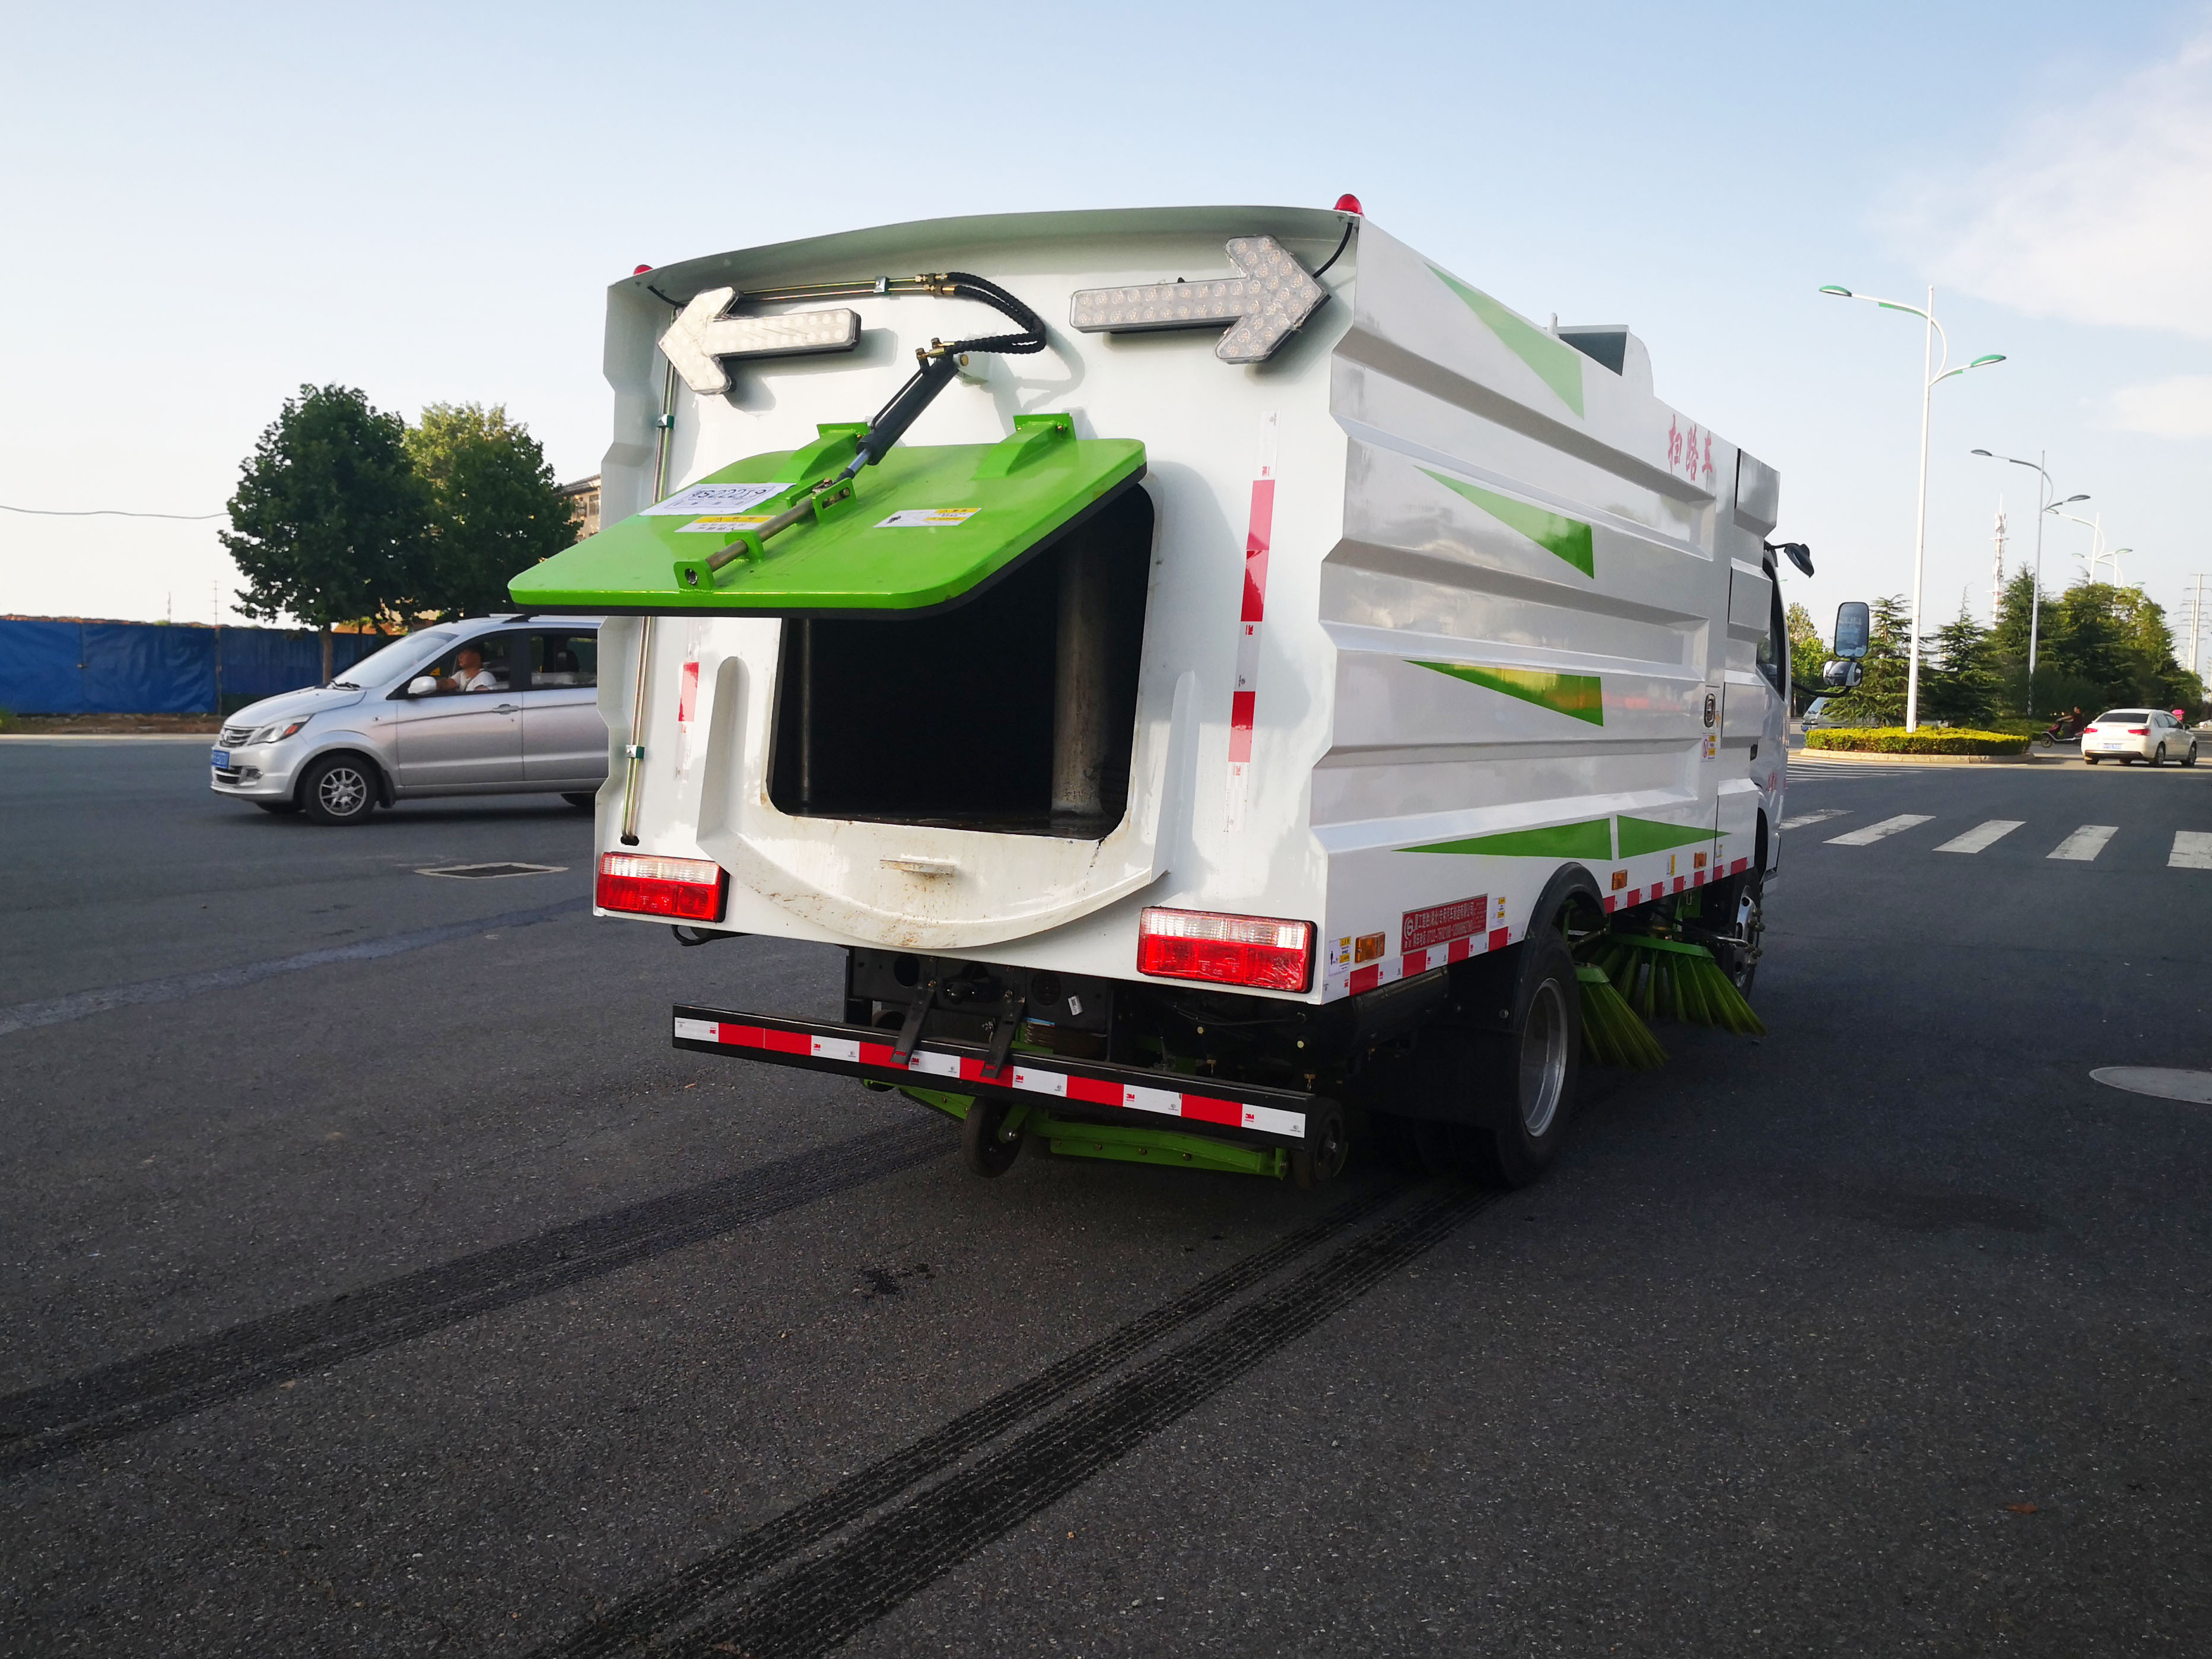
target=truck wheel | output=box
[1291,1099,1349,1188]
[300,755,377,825]
[961,1097,1024,1177]
[1464,930,1581,1188]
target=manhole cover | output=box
[416,862,568,880]
[2091,1067,2212,1104]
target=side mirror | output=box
[1769,541,1814,577]
[406,675,439,698]
[1833,601,1871,660]
[1822,660,1863,689]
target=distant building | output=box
[559,475,601,539]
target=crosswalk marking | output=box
[2173,832,2212,870]
[1782,809,1848,830]
[2048,825,2118,862]
[1934,819,2025,854]
[1827,814,1933,846]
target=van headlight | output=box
[250,719,309,744]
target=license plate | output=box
[210,748,230,770]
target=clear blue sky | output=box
[4,1,2208,669]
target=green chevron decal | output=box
[1410,660,1604,726]
[1428,267,1586,418]
[1404,818,1613,860]
[1418,469,1594,577]
[1616,815,1717,857]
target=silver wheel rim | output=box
[1518,980,1568,1139]
[317,765,368,816]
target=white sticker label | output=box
[875,508,980,529]
[676,513,771,533]
[644,482,792,516]
[672,1017,720,1043]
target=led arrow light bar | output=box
[1069,236,1329,364]
[659,286,862,395]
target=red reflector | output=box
[596,852,727,921]
[1137,907,1314,992]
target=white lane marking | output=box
[2172,831,2212,870]
[2092,1066,2212,1104]
[2048,824,2118,862]
[1934,819,2025,854]
[1782,809,1848,830]
[1826,814,1934,846]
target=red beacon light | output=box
[634,264,654,275]
[1334,194,1364,215]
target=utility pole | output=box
[2185,574,2208,692]
[1991,499,2007,624]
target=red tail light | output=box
[1137,907,1314,991]
[596,853,727,921]
[2127,727,2148,735]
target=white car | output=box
[2081,708,2199,767]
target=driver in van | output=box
[433,646,498,694]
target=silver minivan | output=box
[209,616,608,824]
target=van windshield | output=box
[328,629,456,688]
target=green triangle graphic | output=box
[1428,267,1585,417]
[1410,660,1604,727]
[1418,469,1594,578]
[1616,815,1717,857]
[1404,819,1613,860]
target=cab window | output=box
[527,630,598,689]
[1759,579,1788,697]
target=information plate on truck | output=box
[1401,895,1487,954]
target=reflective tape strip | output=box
[1223,415,1279,833]
[678,1021,1307,1139]
[678,659,700,723]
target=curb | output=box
[1797,748,2035,767]
[0,733,220,742]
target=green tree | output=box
[222,384,431,679]
[1785,600,1826,709]
[1919,605,2000,726]
[403,403,578,620]
[1826,594,1910,725]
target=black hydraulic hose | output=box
[841,272,1050,476]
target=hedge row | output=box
[1804,726,2031,757]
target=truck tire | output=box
[1291,1099,1349,1188]
[1463,928,1581,1187]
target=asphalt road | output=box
[3,741,2208,1656]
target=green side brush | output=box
[1575,962,1668,1069]
[1585,934,1766,1037]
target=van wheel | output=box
[1464,930,1581,1188]
[300,755,377,825]
[961,1097,1024,1177]
[1291,1099,1349,1188]
[562,792,596,809]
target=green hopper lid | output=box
[508,415,1146,616]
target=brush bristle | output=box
[1575,962,1668,1067]
[1581,935,1766,1037]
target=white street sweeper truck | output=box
[511,202,1808,1188]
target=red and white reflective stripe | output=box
[674,1018,1305,1137]
[677,659,700,723]
[1223,414,1279,833]
[1324,922,1511,998]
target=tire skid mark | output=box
[558,1184,1493,1659]
[537,1183,1407,1659]
[0,1123,942,1479]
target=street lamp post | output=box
[1822,285,2005,730]
[1971,449,2087,719]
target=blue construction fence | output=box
[0,618,391,716]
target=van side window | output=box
[529,631,598,689]
[1759,579,1788,697]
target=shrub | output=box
[1804,726,2030,757]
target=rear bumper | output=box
[670,1004,1320,1151]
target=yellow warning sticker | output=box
[678,514,773,533]
[875,508,981,529]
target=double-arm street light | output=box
[1822,285,2006,729]
[1971,449,2088,717]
